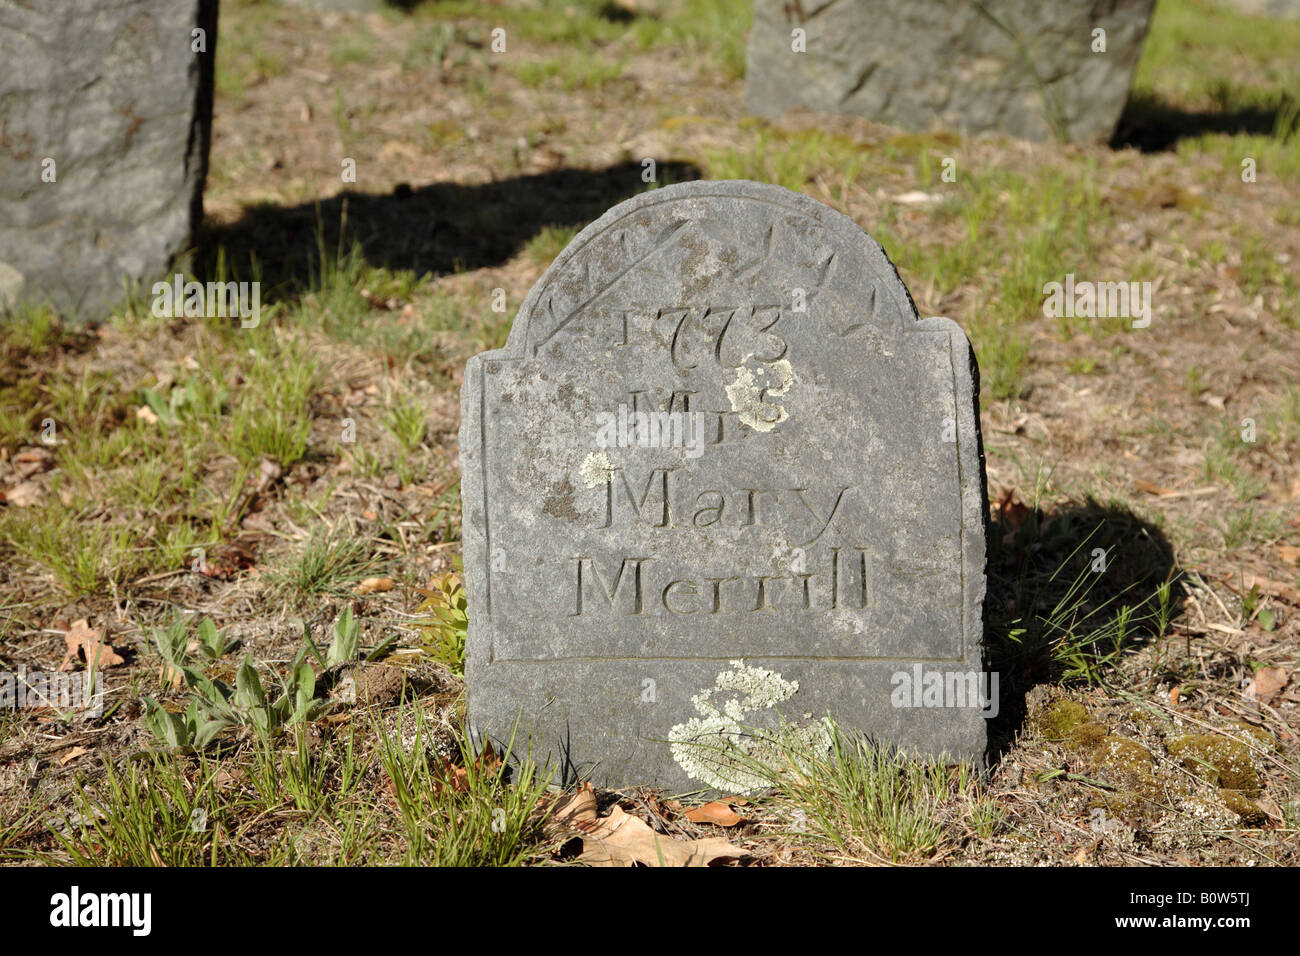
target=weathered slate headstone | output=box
[461,181,990,792]
[0,0,218,318]
[745,0,1156,143]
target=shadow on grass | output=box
[984,497,1181,763]
[1110,88,1297,152]
[198,161,703,300]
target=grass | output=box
[377,713,555,866]
[214,0,290,106]
[270,522,381,599]
[514,56,627,92]
[229,340,318,468]
[2,0,1297,870]
[1128,0,1300,197]
[30,711,558,866]
[396,0,751,79]
[734,720,992,863]
[522,224,581,267]
[381,389,428,454]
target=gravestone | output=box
[1215,0,1300,16]
[745,0,1156,143]
[461,180,990,792]
[0,0,218,318]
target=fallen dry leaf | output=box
[1225,572,1300,607]
[58,619,126,672]
[1250,794,1285,825]
[996,489,1031,539]
[1277,545,1300,566]
[354,576,394,595]
[432,741,500,797]
[59,746,89,766]
[684,800,746,827]
[13,447,53,478]
[2,481,42,507]
[160,662,184,690]
[578,806,745,867]
[1133,478,1174,496]
[1131,479,1216,499]
[545,782,599,836]
[1245,666,1289,706]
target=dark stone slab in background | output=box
[0,0,218,318]
[746,0,1156,143]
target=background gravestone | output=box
[461,180,990,792]
[745,0,1156,143]
[0,0,218,318]
[1215,0,1300,16]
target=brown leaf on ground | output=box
[684,800,746,827]
[578,806,746,867]
[1222,571,1300,607]
[432,741,500,796]
[1251,794,1285,824]
[1133,478,1173,496]
[201,534,267,579]
[160,662,184,690]
[1276,545,1300,566]
[1132,478,1216,499]
[58,620,126,672]
[995,489,1030,540]
[544,782,599,836]
[2,481,42,507]
[58,746,89,766]
[13,447,53,478]
[354,576,394,595]
[1245,666,1289,706]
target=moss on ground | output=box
[1166,734,1261,795]
[1034,699,1091,742]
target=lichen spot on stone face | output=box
[668,659,831,793]
[579,451,613,489]
[725,355,794,432]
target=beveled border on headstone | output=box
[461,180,989,792]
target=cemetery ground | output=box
[1,0,1298,866]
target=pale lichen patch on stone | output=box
[578,451,613,489]
[725,355,794,432]
[669,659,831,793]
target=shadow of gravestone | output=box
[198,161,703,303]
[983,495,1181,762]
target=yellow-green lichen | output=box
[1166,734,1261,795]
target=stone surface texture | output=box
[1215,0,1300,16]
[745,0,1157,143]
[461,180,989,791]
[0,0,217,318]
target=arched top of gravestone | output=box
[496,180,925,363]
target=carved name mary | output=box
[460,181,989,792]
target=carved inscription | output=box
[570,548,871,617]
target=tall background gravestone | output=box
[461,181,990,792]
[745,0,1157,143]
[0,0,218,317]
